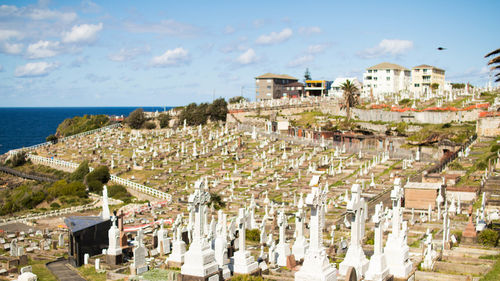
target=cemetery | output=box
[0,88,499,281]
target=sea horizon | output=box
[0,106,173,154]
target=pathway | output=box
[46,259,86,281]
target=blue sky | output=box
[0,0,499,107]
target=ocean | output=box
[0,107,170,155]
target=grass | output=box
[76,264,107,281]
[480,255,500,281]
[30,259,57,281]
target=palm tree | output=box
[340,80,360,121]
[485,48,500,82]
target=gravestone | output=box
[167,214,186,267]
[180,180,219,280]
[339,184,369,280]
[230,208,259,275]
[106,216,123,265]
[295,186,337,281]
[131,229,148,275]
[292,193,309,261]
[365,203,389,281]
[275,208,291,267]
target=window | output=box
[386,77,390,81]
[267,86,271,89]
[368,70,372,73]
[386,70,390,73]
[374,70,378,73]
[423,69,428,73]
[267,79,272,83]
[374,77,378,80]
[266,93,271,96]
[414,83,420,87]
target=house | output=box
[305,80,332,97]
[411,64,446,95]
[328,77,362,98]
[255,73,299,101]
[362,62,411,98]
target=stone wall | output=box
[476,116,500,137]
[228,101,481,126]
[352,108,480,124]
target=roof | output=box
[367,62,408,71]
[64,216,109,233]
[255,73,298,80]
[412,64,445,72]
[284,81,304,87]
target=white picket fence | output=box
[0,200,99,226]
[28,154,171,201]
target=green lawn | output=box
[77,264,107,281]
[480,255,500,281]
[29,259,57,281]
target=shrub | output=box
[10,151,27,167]
[144,121,156,130]
[365,230,374,245]
[246,229,260,242]
[451,230,462,244]
[87,180,104,194]
[46,134,58,143]
[85,165,110,184]
[56,115,109,137]
[50,202,60,209]
[158,113,171,128]
[126,108,145,129]
[478,229,499,247]
[442,123,452,128]
[70,160,90,182]
[107,184,132,203]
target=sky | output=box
[0,0,499,107]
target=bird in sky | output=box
[437,47,447,50]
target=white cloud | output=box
[125,20,199,37]
[256,28,292,45]
[27,8,77,22]
[0,29,22,41]
[0,5,18,16]
[2,42,23,54]
[108,46,150,62]
[236,48,257,65]
[15,61,59,77]
[27,40,60,58]
[224,25,235,34]
[307,44,327,54]
[151,47,190,67]
[298,26,321,35]
[62,23,103,44]
[358,39,413,59]
[287,54,314,68]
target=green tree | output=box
[85,165,110,185]
[70,160,90,182]
[431,83,439,93]
[46,134,58,143]
[478,229,500,247]
[340,79,360,121]
[485,48,500,82]
[126,108,146,129]
[158,113,171,128]
[209,193,226,210]
[10,151,27,167]
[56,115,109,137]
[208,98,228,122]
[304,68,311,82]
[228,96,248,104]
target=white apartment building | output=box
[362,62,411,98]
[328,77,362,98]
